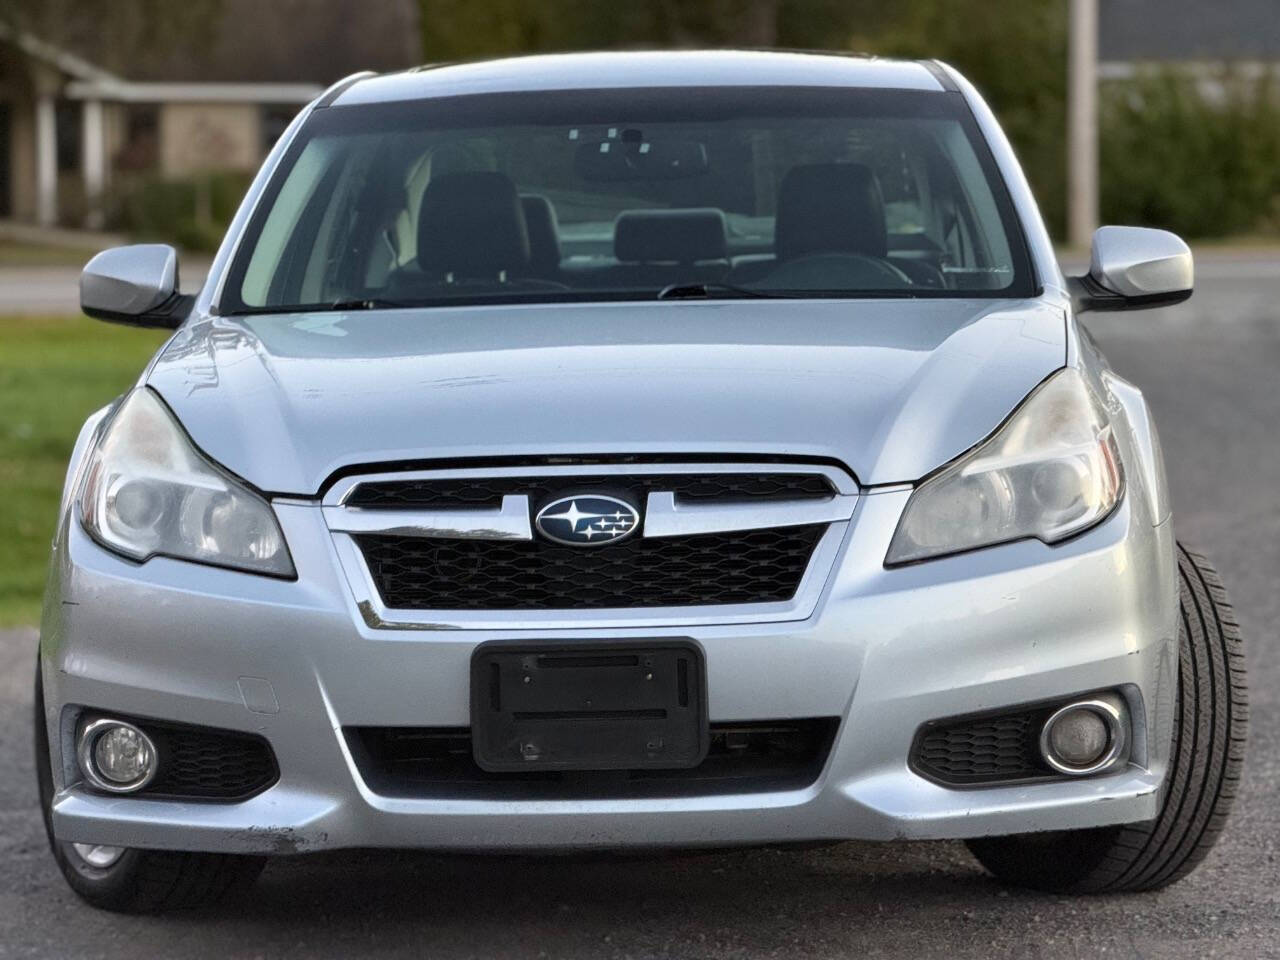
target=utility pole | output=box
[1068,0,1099,249]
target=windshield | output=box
[222,86,1034,313]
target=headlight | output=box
[886,368,1123,565]
[79,388,295,577]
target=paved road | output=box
[2,259,1277,958]
[0,266,90,313]
[0,260,212,314]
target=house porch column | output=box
[81,98,105,228]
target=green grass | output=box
[0,315,169,626]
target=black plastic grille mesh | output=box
[138,720,278,801]
[344,472,835,510]
[357,524,826,610]
[912,708,1054,785]
[348,719,839,799]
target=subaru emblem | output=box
[534,494,641,547]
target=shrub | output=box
[104,171,253,253]
[1100,69,1280,238]
[855,0,1069,238]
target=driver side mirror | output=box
[80,244,193,329]
[1069,226,1193,313]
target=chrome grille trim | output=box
[323,495,534,540]
[324,461,857,507]
[641,490,856,538]
[321,461,858,630]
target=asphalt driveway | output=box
[1,255,1277,958]
[0,260,211,315]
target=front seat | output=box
[413,171,532,282]
[774,162,889,262]
[742,162,914,290]
[771,162,941,288]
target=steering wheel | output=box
[758,252,914,291]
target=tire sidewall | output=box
[34,657,148,905]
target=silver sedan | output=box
[35,51,1245,912]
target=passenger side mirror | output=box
[80,244,193,329]
[1069,226,1193,313]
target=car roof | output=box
[329,50,947,107]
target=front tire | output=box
[966,543,1247,893]
[34,661,266,912]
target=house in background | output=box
[1099,0,1280,88]
[0,0,419,228]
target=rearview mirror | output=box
[80,244,192,328]
[574,138,708,181]
[1069,226,1193,312]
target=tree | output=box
[860,0,1069,237]
[417,0,1068,234]
[419,0,884,60]
[0,0,222,75]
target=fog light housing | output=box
[1039,699,1127,776]
[77,718,158,793]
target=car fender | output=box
[1102,370,1171,528]
[55,404,114,541]
[1069,317,1170,529]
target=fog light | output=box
[77,718,158,793]
[1039,699,1127,776]
[1049,709,1108,764]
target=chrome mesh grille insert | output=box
[356,524,826,610]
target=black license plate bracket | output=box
[470,639,708,772]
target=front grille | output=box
[911,707,1056,786]
[344,471,835,510]
[356,524,825,610]
[118,717,279,801]
[347,719,838,799]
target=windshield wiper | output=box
[656,282,791,300]
[223,286,794,317]
[224,296,456,316]
[326,297,408,311]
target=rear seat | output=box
[521,195,562,279]
[567,208,730,289]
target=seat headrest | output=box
[775,163,887,262]
[520,195,561,274]
[614,208,727,263]
[418,172,530,276]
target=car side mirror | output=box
[80,244,193,329]
[1068,226,1193,313]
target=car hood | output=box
[146,298,1064,494]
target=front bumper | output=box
[41,487,1179,854]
